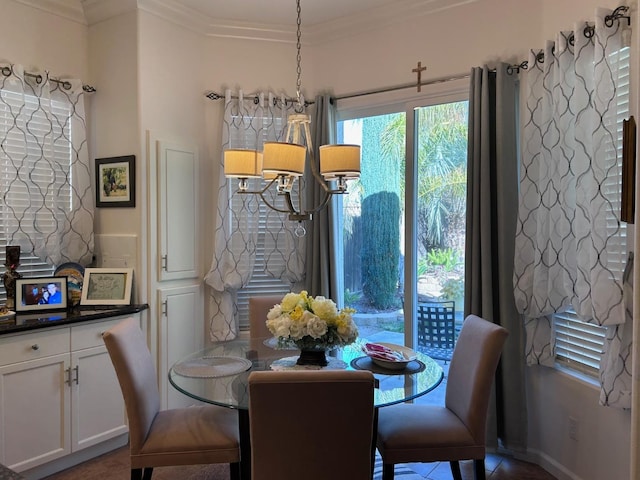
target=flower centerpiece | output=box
[266,290,358,366]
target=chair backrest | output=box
[103,317,160,454]
[249,295,286,358]
[249,295,283,338]
[445,314,508,445]
[248,370,375,480]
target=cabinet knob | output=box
[31,344,39,351]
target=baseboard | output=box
[21,434,128,480]
[523,447,584,480]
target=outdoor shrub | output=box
[441,277,464,302]
[344,288,361,307]
[427,247,459,271]
[361,191,400,309]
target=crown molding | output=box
[14,0,87,24]
[137,0,294,43]
[72,0,478,43]
[306,0,479,44]
[81,0,137,25]
[136,0,477,44]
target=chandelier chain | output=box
[295,0,303,109]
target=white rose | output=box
[270,316,292,338]
[288,319,306,340]
[267,305,282,320]
[280,292,302,312]
[338,322,357,343]
[306,313,328,339]
[311,296,338,320]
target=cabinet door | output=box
[158,285,203,409]
[71,345,128,451]
[0,354,71,471]
[157,141,199,281]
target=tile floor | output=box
[41,445,557,480]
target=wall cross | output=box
[412,61,427,92]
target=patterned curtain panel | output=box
[206,90,304,340]
[600,253,633,408]
[0,64,94,266]
[513,8,630,406]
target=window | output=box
[0,89,74,300]
[552,45,630,375]
[236,204,291,328]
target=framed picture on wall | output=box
[15,277,68,312]
[95,155,136,207]
[80,268,134,306]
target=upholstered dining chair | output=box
[248,295,298,359]
[376,314,508,480]
[248,370,376,480]
[103,317,241,480]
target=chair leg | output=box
[131,469,142,480]
[450,461,462,480]
[142,467,153,480]
[474,459,486,480]
[230,461,241,480]
[382,463,395,480]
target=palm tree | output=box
[381,102,468,253]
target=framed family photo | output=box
[81,268,133,306]
[15,277,68,312]
[95,155,136,208]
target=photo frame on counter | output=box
[15,277,68,312]
[80,268,133,306]
[95,155,136,208]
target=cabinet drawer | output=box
[0,328,69,365]
[71,318,125,351]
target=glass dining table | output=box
[168,337,444,480]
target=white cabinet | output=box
[0,315,134,472]
[157,141,199,281]
[70,320,129,451]
[158,285,203,409]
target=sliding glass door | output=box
[337,96,468,351]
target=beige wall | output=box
[1,0,635,478]
[0,0,87,78]
[310,0,541,96]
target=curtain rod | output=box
[0,66,96,93]
[334,73,470,101]
[334,61,528,101]
[205,62,527,105]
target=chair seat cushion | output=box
[132,405,240,468]
[377,404,484,464]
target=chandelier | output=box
[222,0,361,236]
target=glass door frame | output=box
[336,79,469,349]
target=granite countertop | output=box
[0,304,149,336]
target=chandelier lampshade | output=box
[319,144,361,179]
[262,142,307,176]
[224,149,263,177]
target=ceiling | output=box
[76,0,473,43]
[153,0,473,43]
[170,0,402,28]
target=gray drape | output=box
[466,64,527,452]
[304,94,340,300]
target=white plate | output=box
[173,356,252,378]
[365,342,417,370]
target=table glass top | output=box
[169,337,444,410]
